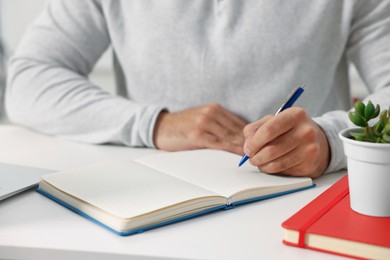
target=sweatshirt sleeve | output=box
[313,0,390,173]
[5,0,165,147]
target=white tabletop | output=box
[0,125,347,260]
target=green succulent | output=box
[348,100,390,143]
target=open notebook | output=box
[37,150,315,235]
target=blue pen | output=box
[238,85,305,167]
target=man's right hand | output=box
[153,103,247,155]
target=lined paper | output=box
[42,160,221,219]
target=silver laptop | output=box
[0,162,54,201]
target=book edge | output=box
[282,240,366,259]
[282,235,390,260]
[37,182,315,236]
[36,186,227,236]
[232,183,316,206]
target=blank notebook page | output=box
[42,160,219,219]
[136,150,311,197]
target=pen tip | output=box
[238,154,249,167]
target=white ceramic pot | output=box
[339,128,390,217]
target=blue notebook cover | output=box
[37,183,315,236]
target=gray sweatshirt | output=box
[5,0,390,173]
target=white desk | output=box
[0,125,347,260]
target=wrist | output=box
[153,110,169,149]
[318,126,331,177]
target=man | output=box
[5,0,390,178]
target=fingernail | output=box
[245,148,252,157]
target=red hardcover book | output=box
[282,175,390,259]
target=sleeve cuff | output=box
[135,105,167,148]
[312,112,348,174]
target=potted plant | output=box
[339,100,390,217]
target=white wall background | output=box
[2,0,47,51]
[1,0,115,95]
[1,0,368,104]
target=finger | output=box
[243,115,273,139]
[246,108,306,156]
[249,121,318,166]
[196,131,243,155]
[202,106,246,145]
[199,104,245,142]
[217,104,248,127]
[215,109,247,135]
[206,119,245,146]
[249,128,298,166]
[190,119,241,148]
[243,115,273,153]
[257,146,304,174]
[258,141,321,177]
[201,103,246,130]
[280,162,324,178]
